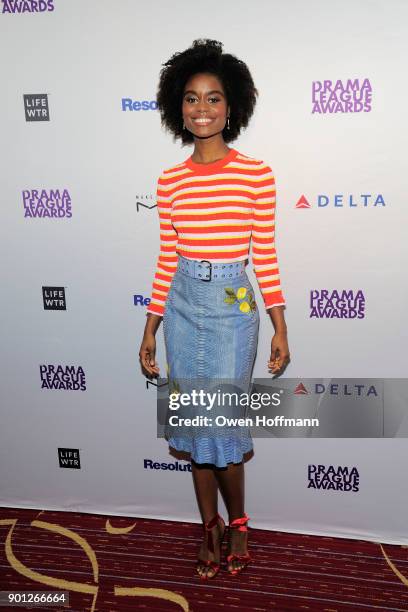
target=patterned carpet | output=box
[0,507,407,612]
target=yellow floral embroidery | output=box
[224,286,256,314]
[239,301,250,313]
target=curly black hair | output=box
[156,39,258,145]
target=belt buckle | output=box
[200,259,212,281]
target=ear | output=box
[227,105,231,117]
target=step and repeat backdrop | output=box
[1,0,408,544]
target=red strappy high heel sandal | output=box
[226,513,251,575]
[196,512,225,580]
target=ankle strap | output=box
[204,512,222,531]
[229,513,250,531]
[203,512,223,554]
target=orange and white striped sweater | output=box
[146,148,286,316]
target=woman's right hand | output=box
[139,331,160,378]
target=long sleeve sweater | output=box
[146,148,286,316]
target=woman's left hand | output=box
[268,331,290,375]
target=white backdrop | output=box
[1,0,408,545]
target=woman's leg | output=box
[214,462,249,573]
[192,461,224,578]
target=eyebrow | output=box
[183,89,225,96]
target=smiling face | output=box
[182,72,230,140]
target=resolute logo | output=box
[23,94,50,121]
[134,294,151,307]
[144,459,192,472]
[122,99,158,111]
[295,194,385,208]
[312,78,372,114]
[2,0,54,14]
[42,286,66,310]
[58,448,81,469]
[308,464,360,491]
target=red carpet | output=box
[1,507,407,611]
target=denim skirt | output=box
[163,254,260,468]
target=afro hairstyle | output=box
[156,38,258,145]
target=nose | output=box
[196,98,209,113]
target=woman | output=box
[139,39,290,580]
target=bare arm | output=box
[267,305,287,333]
[267,306,290,375]
[139,313,162,377]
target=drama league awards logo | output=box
[40,365,86,391]
[312,78,372,114]
[23,189,72,218]
[2,0,54,13]
[310,290,365,319]
[308,464,360,492]
[23,94,50,121]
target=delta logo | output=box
[294,382,378,397]
[294,383,308,395]
[295,194,385,209]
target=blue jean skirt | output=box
[163,254,260,468]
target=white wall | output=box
[1,0,407,544]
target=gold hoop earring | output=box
[227,116,230,130]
